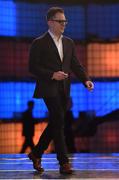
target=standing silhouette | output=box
[20,101,35,153]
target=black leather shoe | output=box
[28,152,44,173]
[60,163,73,175]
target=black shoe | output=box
[28,152,44,173]
[60,163,73,175]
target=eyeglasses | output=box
[51,19,68,25]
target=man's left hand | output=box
[85,81,94,91]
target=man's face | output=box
[48,12,68,35]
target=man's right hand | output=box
[52,71,68,80]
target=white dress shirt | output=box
[48,30,63,62]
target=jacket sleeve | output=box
[29,40,54,81]
[71,41,90,83]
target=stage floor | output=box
[0,153,119,179]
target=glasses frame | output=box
[51,19,68,25]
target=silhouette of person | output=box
[20,100,35,153]
[64,97,76,153]
[74,111,96,152]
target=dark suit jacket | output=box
[29,32,90,98]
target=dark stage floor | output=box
[0,153,119,179]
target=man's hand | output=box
[52,71,68,80]
[85,81,94,91]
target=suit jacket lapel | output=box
[46,32,62,63]
[62,37,67,62]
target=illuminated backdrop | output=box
[0,0,119,119]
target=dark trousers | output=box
[20,136,34,153]
[32,87,69,165]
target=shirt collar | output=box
[48,29,63,42]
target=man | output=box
[28,7,94,174]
